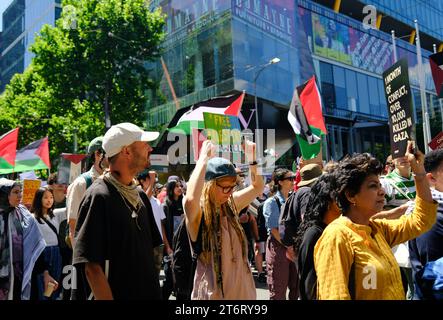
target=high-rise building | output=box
[148,0,443,164]
[0,0,62,92]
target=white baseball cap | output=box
[102,122,159,158]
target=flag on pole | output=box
[429,52,443,98]
[57,153,87,184]
[0,128,19,174]
[288,76,327,160]
[168,92,244,135]
[12,137,51,173]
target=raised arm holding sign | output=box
[383,59,415,158]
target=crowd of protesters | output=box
[1,122,442,300]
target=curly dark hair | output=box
[293,173,338,252]
[271,168,292,193]
[335,153,383,214]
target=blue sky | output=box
[0,0,14,32]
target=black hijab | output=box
[0,178,19,212]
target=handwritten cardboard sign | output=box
[22,179,41,206]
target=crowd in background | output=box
[1,124,442,300]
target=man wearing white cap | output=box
[72,123,162,300]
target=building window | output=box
[319,62,335,113]
[368,76,380,116]
[345,69,357,112]
[357,73,369,114]
[333,65,346,109]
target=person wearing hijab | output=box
[0,178,58,300]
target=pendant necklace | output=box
[117,191,142,231]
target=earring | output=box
[351,202,356,206]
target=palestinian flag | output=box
[168,92,244,135]
[57,153,87,184]
[12,137,51,173]
[0,128,19,174]
[288,76,327,160]
[430,52,443,98]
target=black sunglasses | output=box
[281,176,295,182]
[216,183,236,194]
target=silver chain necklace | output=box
[116,191,142,231]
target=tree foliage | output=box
[0,0,165,167]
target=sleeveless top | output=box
[191,216,256,300]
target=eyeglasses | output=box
[216,183,236,194]
[281,176,295,182]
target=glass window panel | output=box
[333,66,346,109]
[333,65,345,87]
[357,73,369,114]
[345,69,357,111]
[367,76,379,115]
[320,62,333,84]
[378,79,388,117]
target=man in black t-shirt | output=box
[73,123,162,300]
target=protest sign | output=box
[22,179,41,207]
[203,112,242,164]
[383,59,414,158]
[428,132,443,151]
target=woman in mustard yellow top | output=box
[314,142,437,300]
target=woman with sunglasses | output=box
[184,140,264,300]
[263,168,298,300]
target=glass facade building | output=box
[359,0,443,41]
[0,0,61,92]
[148,0,443,163]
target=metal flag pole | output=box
[414,19,431,153]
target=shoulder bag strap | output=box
[42,217,61,247]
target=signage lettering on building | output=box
[162,0,229,35]
[232,0,295,45]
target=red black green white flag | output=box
[12,137,51,173]
[0,128,19,174]
[287,76,327,160]
[168,92,244,135]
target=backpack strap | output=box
[186,214,204,295]
[273,195,282,211]
[81,172,93,189]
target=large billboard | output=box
[312,12,351,65]
[298,1,435,92]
